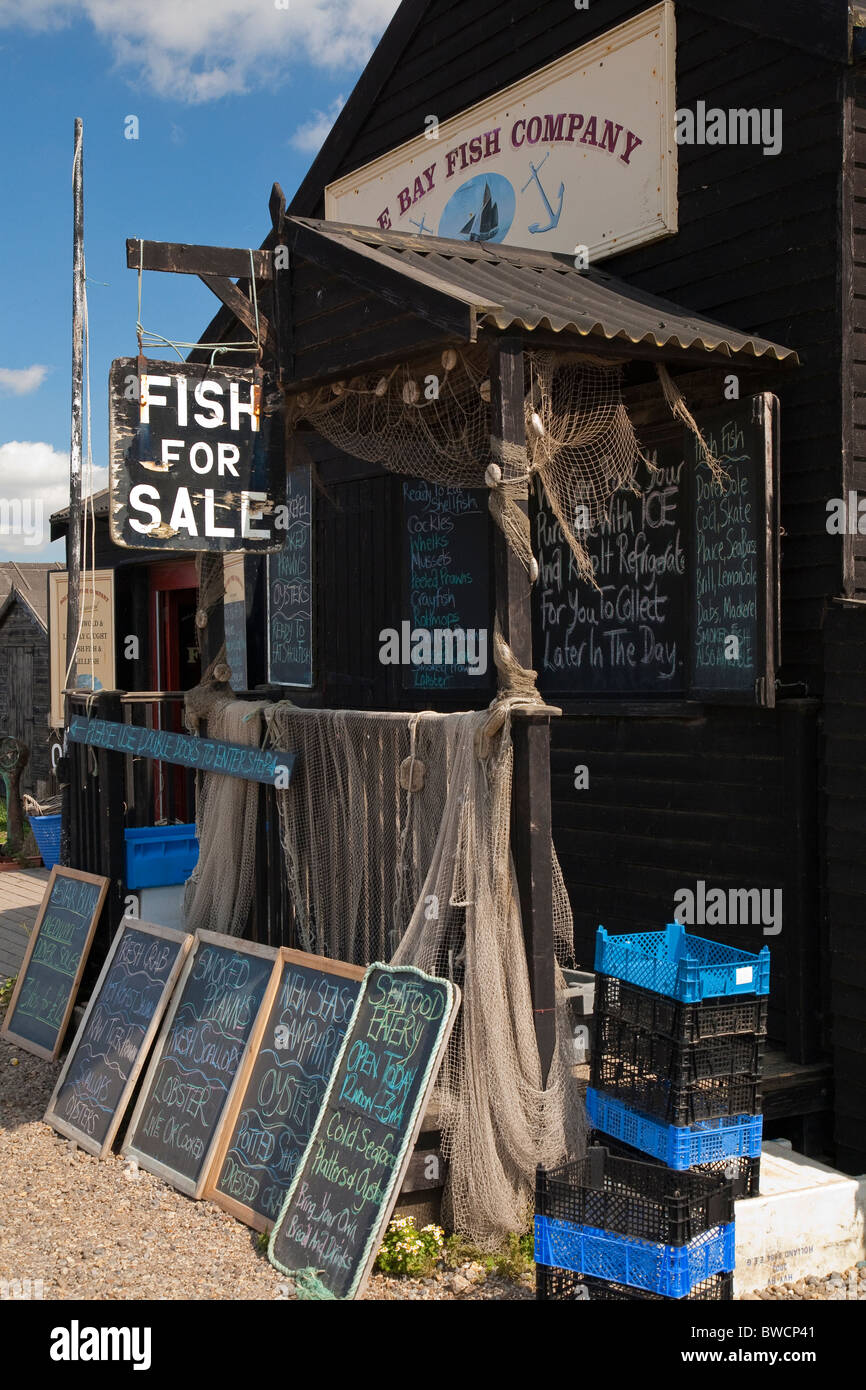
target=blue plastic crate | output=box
[595,922,770,1002]
[29,813,62,869]
[586,1088,763,1170]
[125,824,199,890]
[535,1216,735,1299]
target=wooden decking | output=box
[0,868,49,980]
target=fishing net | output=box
[289,350,720,589]
[260,696,584,1245]
[182,688,267,937]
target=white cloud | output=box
[0,0,399,102]
[0,441,107,556]
[0,365,50,396]
[290,95,345,152]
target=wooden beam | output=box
[127,238,272,281]
[489,335,557,1083]
[197,273,277,357]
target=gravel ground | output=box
[0,1033,531,1301]
[3,1030,862,1304]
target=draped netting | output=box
[182,691,267,937]
[259,699,585,1245]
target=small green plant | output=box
[0,976,15,1017]
[256,1231,269,1253]
[375,1217,445,1277]
[444,1230,535,1282]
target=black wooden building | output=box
[64,0,866,1172]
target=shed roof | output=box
[286,217,799,369]
[0,562,63,631]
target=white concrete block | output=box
[734,1141,866,1294]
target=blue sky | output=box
[0,0,398,559]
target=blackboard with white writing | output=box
[402,480,491,690]
[123,932,278,1197]
[268,963,458,1300]
[268,462,314,687]
[533,449,688,696]
[532,395,778,705]
[44,919,192,1156]
[1,868,108,1060]
[210,951,364,1231]
[689,396,777,702]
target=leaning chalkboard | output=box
[268,461,313,687]
[44,918,192,1156]
[208,949,365,1231]
[1,867,109,1061]
[268,963,459,1300]
[123,931,279,1197]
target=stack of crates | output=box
[536,922,769,1301]
[535,1147,736,1301]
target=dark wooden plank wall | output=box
[822,604,866,1170]
[0,600,52,791]
[851,71,866,595]
[553,704,821,1054]
[305,0,846,695]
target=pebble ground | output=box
[0,1032,860,1302]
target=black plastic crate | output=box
[596,973,769,1043]
[536,1265,733,1301]
[536,1147,734,1247]
[594,1010,765,1082]
[589,1130,760,1199]
[590,1050,762,1126]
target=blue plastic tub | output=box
[595,922,770,1003]
[125,824,199,890]
[586,1088,763,1170]
[29,813,62,869]
[535,1216,736,1299]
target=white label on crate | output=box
[736,967,754,985]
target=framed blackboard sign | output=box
[401,480,492,690]
[123,931,280,1197]
[223,553,248,693]
[44,918,193,1157]
[533,449,687,696]
[533,394,779,706]
[688,395,779,705]
[267,460,314,687]
[268,962,459,1300]
[207,949,365,1231]
[1,867,109,1061]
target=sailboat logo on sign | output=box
[439,173,515,243]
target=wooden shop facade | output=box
[57,0,866,1172]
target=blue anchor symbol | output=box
[521,151,564,235]
[409,214,434,235]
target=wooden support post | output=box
[489,336,557,1082]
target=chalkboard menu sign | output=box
[533,450,687,695]
[402,480,491,690]
[123,932,279,1197]
[208,949,365,1231]
[1,867,109,1061]
[268,461,313,687]
[533,394,778,706]
[689,395,778,703]
[44,919,192,1156]
[268,963,459,1300]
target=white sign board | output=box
[325,3,677,263]
[49,569,116,728]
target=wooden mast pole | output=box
[489,335,558,1083]
[61,118,84,868]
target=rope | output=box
[657,363,727,484]
[135,237,261,362]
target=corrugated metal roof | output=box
[289,218,799,365]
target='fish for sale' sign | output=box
[109,357,286,551]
